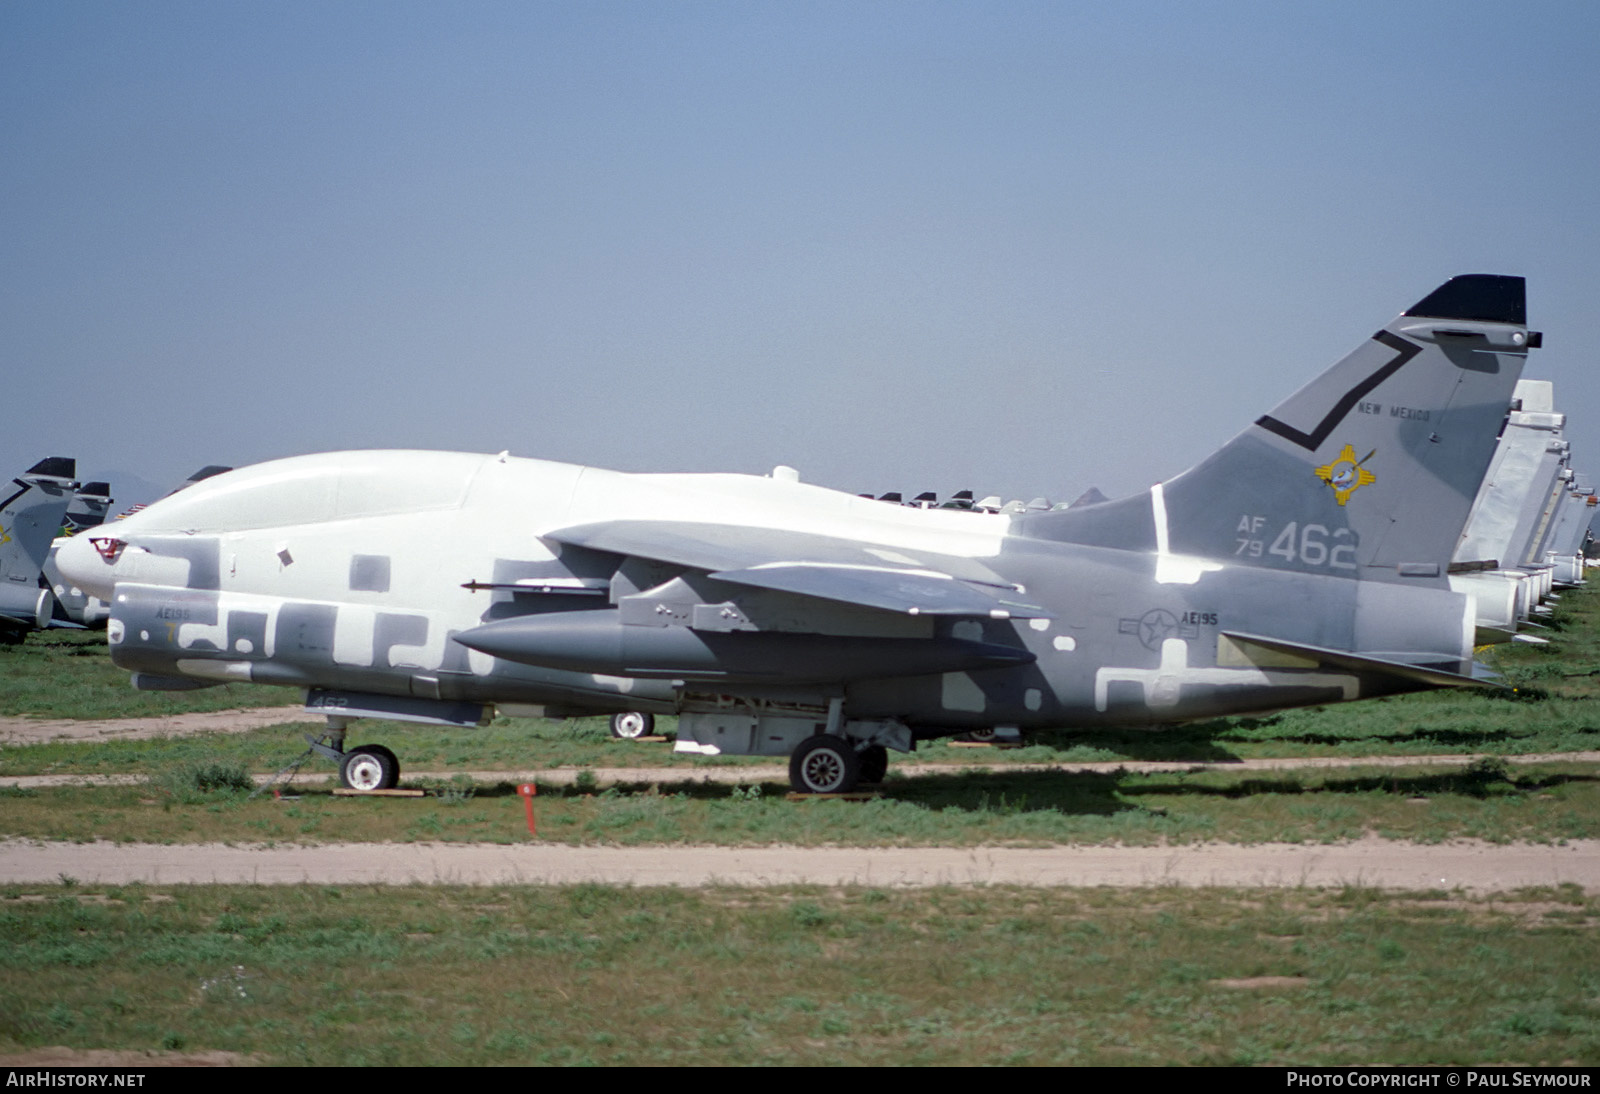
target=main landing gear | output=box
[781,698,902,794]
[786,737,891,794]
[309,717,402,791]
[673,698,907,795]
[789,735,860,794]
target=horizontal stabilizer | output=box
[1221,631,1503,690]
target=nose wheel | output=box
[339,745,400,791]
[306,717,404,792]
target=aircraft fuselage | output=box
[58,448,1470,736]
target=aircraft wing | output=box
[545,520,1052,619]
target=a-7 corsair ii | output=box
[57,275,1539,793]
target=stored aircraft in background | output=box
[58,275,1541,793]
[1,458,78,643]
[41,480,114,628]
[41,467,235,630]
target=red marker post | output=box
[517,782,537,837]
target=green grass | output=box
[1,758,1593,847]
[1,883,1594,1065]
[0,630,283,718]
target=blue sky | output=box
[4,1,1598,506]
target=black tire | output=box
[364,744,400,777]
[340,745,400,791]
[857,744,888,785]
[789,735,861,794]
[610,712,655,740]
[961,727,997,744]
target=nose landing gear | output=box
[339,744,400,791]
[308,717,403,791]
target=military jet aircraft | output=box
[1,458,79,644]
[57,275,1540,793]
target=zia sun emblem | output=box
[1314,444,1376,506]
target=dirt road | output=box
[2,837,1595,891]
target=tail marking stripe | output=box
[1254,331,1422,452]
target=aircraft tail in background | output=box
[0,458,78,641]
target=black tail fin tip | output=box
[24,457,75,480]
[1404,274,1525,325]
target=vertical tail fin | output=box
[1021,276,1538,584]
[0,458,78,628]
[63,481,114,535]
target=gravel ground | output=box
[2,837,1595,891]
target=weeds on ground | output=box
[2,759,1594,847]
[151,761,255,804]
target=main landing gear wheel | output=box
[340,745,400,791]
[789,735,861,795]
[610,712,655,740]
[857,745,889,785]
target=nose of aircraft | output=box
[55,526,118,602]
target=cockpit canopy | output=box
[118,451,488,534]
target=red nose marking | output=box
[90,537,126,562]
